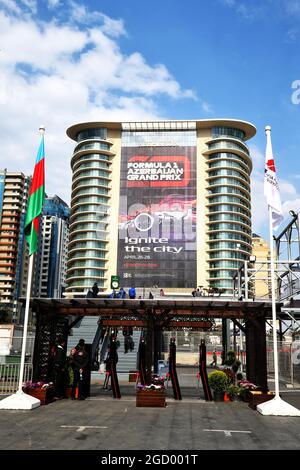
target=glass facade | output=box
[207,128,252,293]
[76,128,107,142]
[211,126,246,141]
[66,120,255,296]
[122,130,196,147]
[67,127,113,293]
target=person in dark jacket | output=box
[53,337,67,399]
[71,344,89,400]
[92,282,99,298]
[123,326,134,353]
[75,338,85,351]
[102,345,119,390]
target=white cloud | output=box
[249,142,300,236]
[219,0,259,19]
[68,1,126,37]
[100,13,126,38]
[0,2,197,204]
[47,0,60,8]
[201,101,214,114]
[0,0,21,14]
[285,0,300,15]
[20,0,37,14]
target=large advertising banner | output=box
[118,140,197,288]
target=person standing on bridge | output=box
[129,286,136,299]
[118,287,127,298]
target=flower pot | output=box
[213,391,225,402]
[231,395,240,402]
[136,389,166,407]
[65,387,78,398]
[248,391,276,410]
[23,386,55,405]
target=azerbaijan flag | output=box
[24,133,45,255]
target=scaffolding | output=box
[232,212,300,344]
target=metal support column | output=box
[245,313,268,392]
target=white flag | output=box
[264,126,283,231]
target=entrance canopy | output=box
[22,297,281,390]
[24,297,280,329]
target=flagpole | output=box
[17,125,45,393]
[17,126,45,393]
[257,125,300,415]
[0,126,45,410]
[17,254,34,393]
[268,206,280,399]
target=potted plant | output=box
[22,381,54,405]
[208,370,229,401]
[136,375,166,407]
[226,384,241,401]
[238,379,258,402]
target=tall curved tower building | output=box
[66,119,255,297]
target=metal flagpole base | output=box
[0,390,41,410]
[257,396,300,416]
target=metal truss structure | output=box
[232,212,300,337]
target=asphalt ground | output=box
[0,367,300,451]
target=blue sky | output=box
[1,0,300,238]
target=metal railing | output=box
[0,363,33,395]
[0,334,35,357]
[267,340,300,388]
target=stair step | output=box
[67,317,141,374]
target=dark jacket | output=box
[123,326,133,336]
[72,349,89,370]
[53,345,66,367]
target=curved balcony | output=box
[73,161,112,177]
[68,244,108,256]
[71,201,110,215]
[206,188,250,204]
[71,198,110,213]
[68,235,108,248]
[70,214,108,229]
[71,188,110,203]
[207,226,252,237]
[205,168,250,186]
[205,137,250,154]
[66,273,106,283]
[204,141,252,171]
[206,197,250,212]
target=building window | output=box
[76,128,107,142]
[211,126,246,142]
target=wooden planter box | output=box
[23,386,55,405]
[248,391,276,410]
[136,389,166,407]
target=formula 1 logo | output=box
[126,155,190,187]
